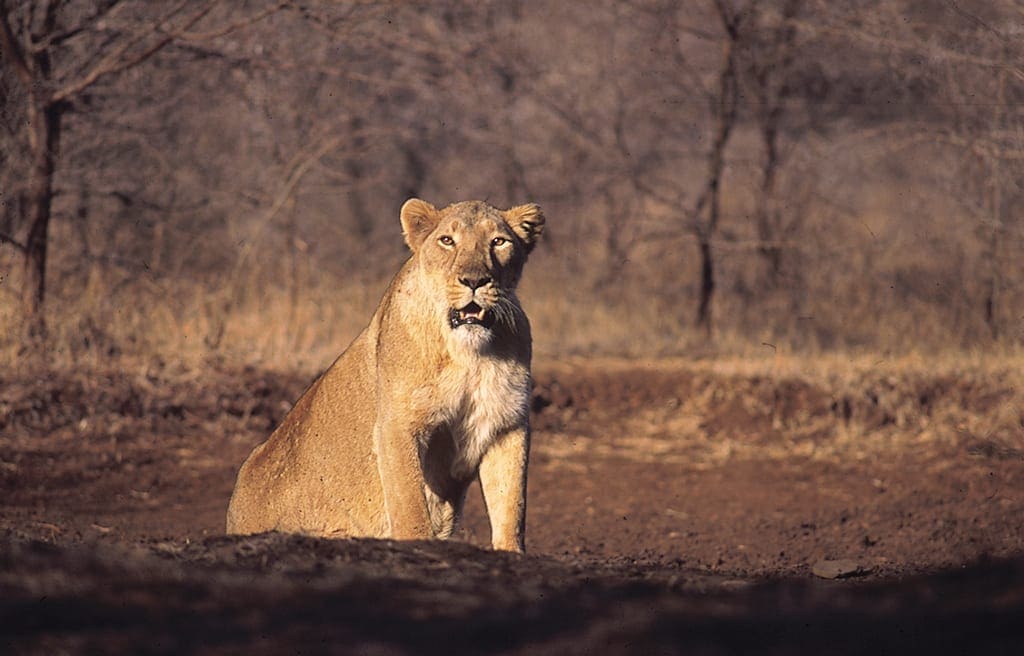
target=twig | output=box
[0,232,27,253]
[50,0,213,104]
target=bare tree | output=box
[3,0,1020,359]
[687,0,749,337]
[0,0,281,344]
[745,0,804,285]
[809,0,1024,342]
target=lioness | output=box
[226,198,544,552]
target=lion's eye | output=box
[491,237,508,247]
[438,235,455,247]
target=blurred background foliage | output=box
[1,0,1022,366]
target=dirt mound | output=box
[3,531,1024,654]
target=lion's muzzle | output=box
[449,301,495,329]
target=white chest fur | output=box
[427,350,530,478]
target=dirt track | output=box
[2,359,1024,653]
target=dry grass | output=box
[535,350,1024,471]
[3,265,1023,371]
[0,270,381,372]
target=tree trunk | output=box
[756,119,784,283]
[693,21,740,338]
[983,44,1009,341]
[21,100,62,343]
[753,0,801,286]
[695,237,715,337]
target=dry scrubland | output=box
[2,1,1024,653]
[2,1,1024,363]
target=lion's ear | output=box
[400,198,439,251]
[504,203,545,254]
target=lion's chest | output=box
[419,356,530,476]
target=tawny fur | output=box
[226,199,545,552]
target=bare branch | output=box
[29,1,125,53]
[0,1,35,87]
[878,127,1024,162]
[229,131,349,286]
[50,0,215,105]
[0,232,27,253]
[791,17,1024,78]
[946,1,1006,41]
[176,1,289,41]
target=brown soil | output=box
[2,359,1024,654]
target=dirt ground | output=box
[2,358,1024,654]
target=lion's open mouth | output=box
[449,302,494,329]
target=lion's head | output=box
[399,199,544,346]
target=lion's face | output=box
[400,199,544,344]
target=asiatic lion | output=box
[226,198,545,552]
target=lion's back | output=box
[226,330,386,536]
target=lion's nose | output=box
[459,275,492,291]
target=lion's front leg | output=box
[478,425,529,552]
[373,417,433,540]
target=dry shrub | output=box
[2,2,1022,365]
[0,262,378,372]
